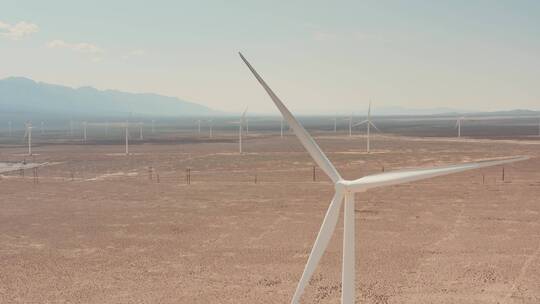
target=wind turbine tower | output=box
[83,121,87,142]
[456,117,464,138]
[344,114,353,137]
[125,121,129,155]
[235,108,248,154]
[208,120,213,138]
[24,122,33,156]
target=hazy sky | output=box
[1,0,539,114]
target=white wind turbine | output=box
[455,116,464,138]
[353,102,380,153]
[537,116,540,137]
[82,121,88,142]
[207,119,214,138]
[344,114,354,137]
[139,122,144,140]
[238,108,248,153]
[239,52,528,304]
[229,108,248,153]
[23,122,33,156]
[124,121,130,155]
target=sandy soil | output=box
[1,131,539,303]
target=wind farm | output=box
[2,1,540,303]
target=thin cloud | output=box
[47,39,105,54]
[0,21,39,40]
[47,39,105,62]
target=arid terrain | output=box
[1,124,539,303]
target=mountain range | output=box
[0,77,218,117]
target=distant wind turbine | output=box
[232,108,248,154]
[196,119,201,135]
[41,121,44,135]
[353,102,380,153]
[139,122,144,140]
[239,52,528,304]
[344,114,354,137]
[207,119,214,138]
[23,122,33,156]
[455,116,464,138]
[124,121,129,155]
[82,121,88,142]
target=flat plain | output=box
[1,124,539,303]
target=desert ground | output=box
[1,122,539,303]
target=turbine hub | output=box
[335,180,351,193]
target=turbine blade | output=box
[290,190,344,304]
[239,52,342,183]
[347,156,528,191]
[352,120,368,127]
[370,121,381,132]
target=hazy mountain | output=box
[0,77,218,117]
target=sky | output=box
[1,0,539,115]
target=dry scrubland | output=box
[1,130,539,303]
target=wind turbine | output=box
[332,116,337,133]
[124,121,129,155]
[23,122,33,156]
[139,122,144,140]
[196,119,202,135]
[234,108,248,154]
[239,52,528,304]
[82,121,88,142]
[537,116,540,137]
[353,102,380,153]
[207,119,214,138]
[344,114,354,137]
[40,121,44,135]
[455,117,464,138]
